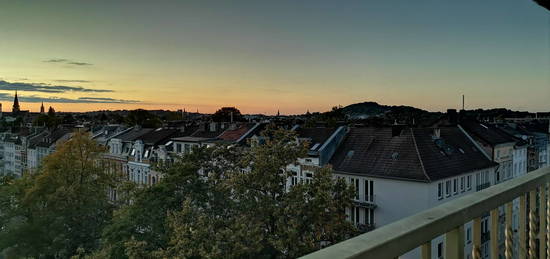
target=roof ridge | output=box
[410,128,431,182]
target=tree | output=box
[98,147,216,258]
[0,132,115,258]
[211,107,243,122]
[158,126,357,258]
[125,109,162,128]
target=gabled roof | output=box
[330,127,497,182]
[190,128,224,139]
[116,128,154,142]
[218,123,257,142]
[460,120,517,146]
[295,127,337,151]
[136,128,180,146]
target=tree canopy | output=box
[211,107,243,122]
[0,132,115,258]
[0,126,357,258]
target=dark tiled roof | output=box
[136,128,180,146]
[413,128,498,181]
[460,120,516,145]
[295,127,336,150]
[218,123,256,142]
[190,128,224,138]
[330,127,497,182]
[117,128,154,142]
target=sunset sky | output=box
[0,0,548,114]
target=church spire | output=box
[12,91,20,113]
[40,102,45,114]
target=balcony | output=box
[357,223,375,233]
[301,166,550,259]
[353,195,377,209]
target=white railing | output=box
[301,166,550,259]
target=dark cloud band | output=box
[0,93,139,104]
[0,80,112,93]
[44,58,92,66]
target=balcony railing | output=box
[301,166,550,259]
[354,195,377,209]
[476,182,491,191]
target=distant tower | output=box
[277,109,280,117]
[12,91,20,113]
[40,102,45,114]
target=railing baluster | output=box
[529,189,537,259]
[547,183,550,259]
[420,241,431,259]
[472,217,481,259]
[445,226,464,259]
[520,194,527,259]
[490,208,499,258]
[540,185,546,259]
[505,202,513,259]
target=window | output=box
[365,180,369,201]
[446,180,451,197]
[453,179,458,194]
[354,179,360,200]
[355,207,360,224]
[467,175,472,190]
[437,242,443,259]
[369,209,374,225]
[176,143,182,153]
[466,227,472,244]
[369,181,374,202]
[460,177,465,192]
[437,182,443,200]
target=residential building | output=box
[329,126,498,258]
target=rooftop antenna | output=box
[462,94,465,111]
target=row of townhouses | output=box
[0,128,72,176]
[1,105,549,259]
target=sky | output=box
[0,0,549,114]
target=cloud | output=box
[44,59,68,63]
[0,93,139,104]
[67,61,92,66]
[44,58,93,66]
[0,80,112,93]
[54,79,93,83]
[77,97,140,103]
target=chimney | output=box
[447,109,458,125]
[433,128,441,139]
[209,122,217,132]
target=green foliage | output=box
[157,126,357,258]
[0,132,115,258]
[0,126,357,258]
[125,109,162,128]
[99,147,213,258]
[33,112,61,128]
[211,107,243,122]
